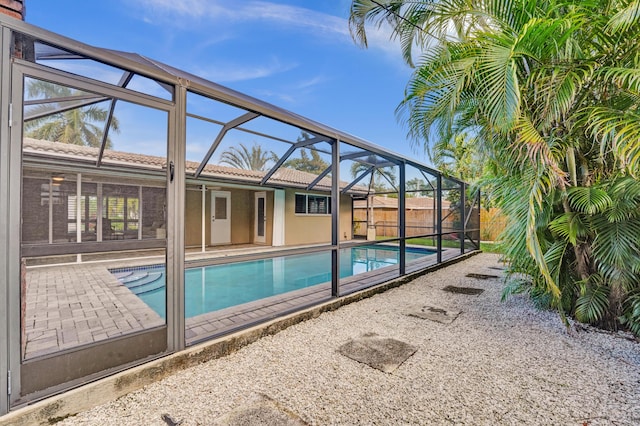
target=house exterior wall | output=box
[229,188,252,244]
[184,189,203,247]
[284,189,352,245]
[185,187,256,247]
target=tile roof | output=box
[23,138,365,193]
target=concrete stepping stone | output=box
[337,333,417,373]
[465,272,499,280]
[442,285,484,295]
[408,305,461,324]
[215,394,307,425]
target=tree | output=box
[219,142,279,171]
[430,133,483,184]
[24,80,119,148]
[283,131,329,174]
[350,0,640,335]
[283,148,328,174]
[350,156,397,194]
[406,177,430,197]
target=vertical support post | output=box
[76,174,82,243]
[398,162,406,275]
[431,189,436,238]
[48,179,53,244]
[475,189,481,249]
[97,183,103,241]
[436,174,442,263]
[201,185,206,253]
[366,195,370,235]
[76,174,83,262]
[137,185,143,240]
[168,84,186,352]
[331,138,340,298]
[460,182,466,254]
[6,50,25,411]
[0,24,11,417]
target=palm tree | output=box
[218,142,279,171]
[406,177,429,197]
[350,156,397,194]
[430,133,483,184]
[24,80,119,148]
[350,0,640,335]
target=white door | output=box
[254,191,266,243]
[211,191,231,245]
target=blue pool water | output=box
[110,245,435,319]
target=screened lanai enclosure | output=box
[0,15,480,414]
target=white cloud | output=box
[137,0,347,33]
[292,75,327,91]
[193,57,298,83]
[252,89,296,105]
[134,0,401,57]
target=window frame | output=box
[294,192,332,215]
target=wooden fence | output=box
[480,208,507,241]
[353,207,456,238]
[353,206,507,241]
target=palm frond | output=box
[575,278,610,324]
[586,106,640,173]
[477,33,521,131]
[592,216,640,279]
[566,186,612,214]
[548,212,588,246]
[606,0,640,33]
[598,67,640,92]
[620,290,640,335]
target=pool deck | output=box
[23,244,464,359]
[23,264,164,359]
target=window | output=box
[295,193,331,215]
[103,184,140,235]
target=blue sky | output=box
[26,0,427,163]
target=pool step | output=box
[114,269,165,297]
[120,272,151,284]
[126,272,163,290]
[112,271,134,280]
[116,271,165,296]
[135,281,165,296]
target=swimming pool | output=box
[111,245,435,319]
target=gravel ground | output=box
[59,253,640,425]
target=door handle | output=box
[212,217,215,222]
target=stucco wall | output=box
[185,187,254,246]
[283,189,352,245]
[185,189,203,247]
[187,187,350,247]
[229,188,253,244]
